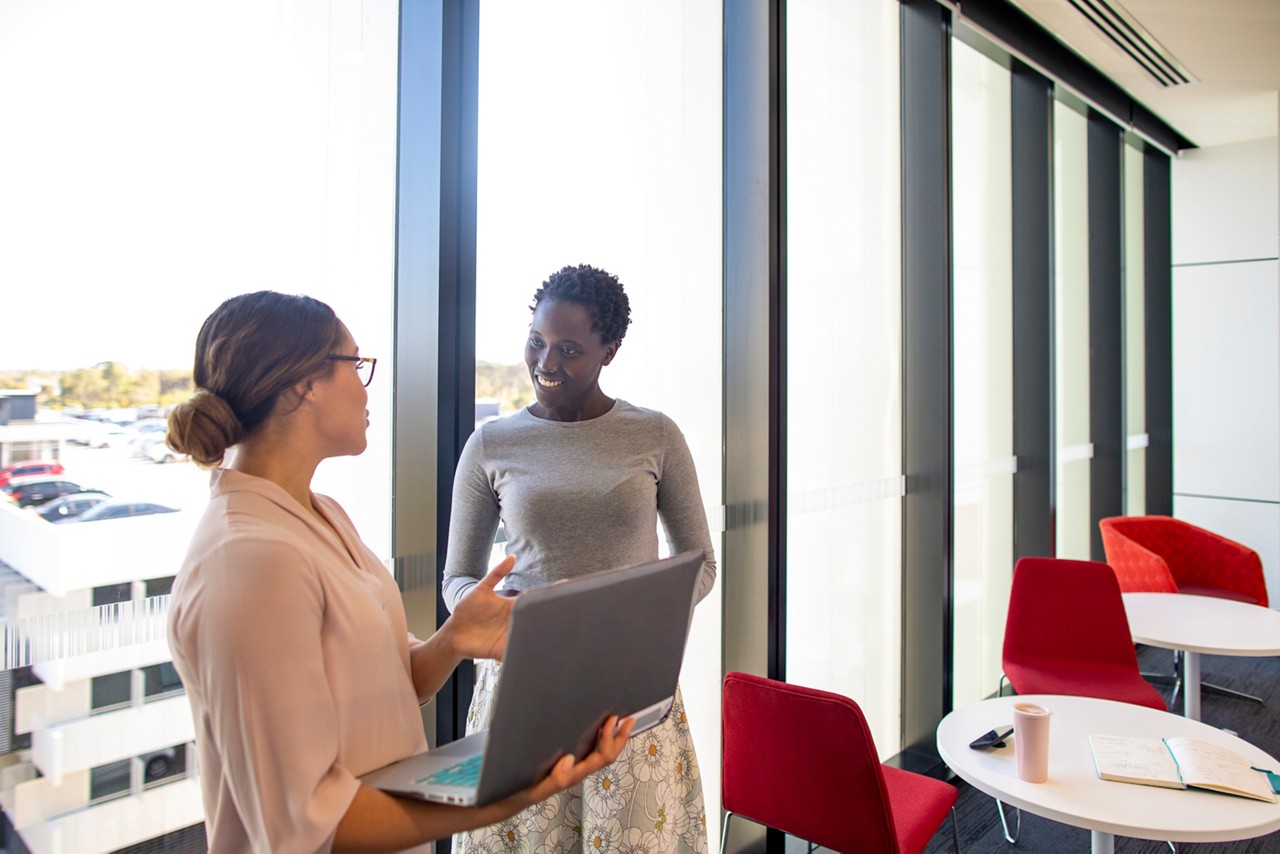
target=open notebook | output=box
[360,550,704,806]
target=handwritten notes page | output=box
[1088,735,1184,789]
[1088,735,1278,803]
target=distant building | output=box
[0,502,203,852]
[0,393,74,468]
[0,392,38,425]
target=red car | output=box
[0,460,65,490]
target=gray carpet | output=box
[921,647,1280,853]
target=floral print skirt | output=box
[453,659,708,854]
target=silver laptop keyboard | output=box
[417,753,483,787]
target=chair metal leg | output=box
[1139,648,1183,708]
[995,799,1021,844]
[1139,648,1180,687]
[719,812,732,854]
[950,805,962,852]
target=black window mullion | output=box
[1143,150,1173,515]
[900,0,952,759]
[392,0,479,779]
[1087,111,1124,560]
[1010,60,1055,562]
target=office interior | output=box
[0,0,1277,852]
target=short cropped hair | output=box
[531,264,631,345]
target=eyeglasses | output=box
[327,355,377,387]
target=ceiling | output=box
[1007,0,1280,149]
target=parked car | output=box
[57,499,180,523]
[127,420,169,458]
[34,492,112,522]
[143,435,187,464]
[2,477,101,508]
[68,419,130,449]
[0,460,65,489]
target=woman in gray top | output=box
[444,264,717,853]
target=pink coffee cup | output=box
[1012,702,1052,783]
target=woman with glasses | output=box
[165,291,631,853]
[443,265,717,853]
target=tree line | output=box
[4,361,531,413]
[0,364,193,410]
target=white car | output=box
[143,436,187,464]
[69,420,131,449]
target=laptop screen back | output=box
[474,550,703,804]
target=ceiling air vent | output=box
[1064,0,1197,87]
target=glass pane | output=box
[1054,101,1092,559]
[90,759,133,803]
[951,40,1014,709]
[785,0,902,755]
[0,2,398,848]
[1124,143,1146,515]
[142,662,183,699]
[91,671,132,712]
[476,1,723,845]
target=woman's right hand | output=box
[446,555,518,660]
[498,715,635,812]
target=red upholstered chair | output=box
[1100,515,1268,705]
[1098,515,1268,606]
[721,672,960,854]
[995,557,1166,844]
[1001,557,1165,712]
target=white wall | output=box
[1171,134,1280,604]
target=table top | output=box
[937,694,1280,843]
[1122,593,1280,656]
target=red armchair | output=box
[1100,515,1268,706]
[1098,515,1268,606]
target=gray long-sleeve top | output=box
[442,399,717,611]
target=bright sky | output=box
[0,0,717,377]
[0,1,572,374]
[0,1,402,373]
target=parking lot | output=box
[52,442,210,517]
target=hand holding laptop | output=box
[488,715,636,817]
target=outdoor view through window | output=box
[0,2,398,849]
[1,2,725,851]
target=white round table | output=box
[1122,593,1280,720]
[937,694,1280,854]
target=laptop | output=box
[359,549,704,806]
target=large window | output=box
[475,0,724,842]
[950,40,1014,709]
[785,0,902,755]
[0,2,399,849]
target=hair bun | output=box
[166,389,244,468]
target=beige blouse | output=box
[169,469,426,853]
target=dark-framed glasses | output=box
[327,354,377,387]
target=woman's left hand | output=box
[446,555,516,660]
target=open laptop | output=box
[360,549,704,806]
